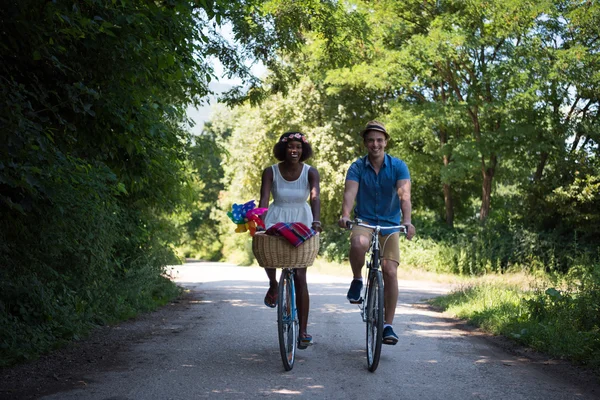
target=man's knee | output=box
[350,235,370,252]
[382,260,399,279]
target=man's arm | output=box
[397,179,415,240]
[338,180,359,228]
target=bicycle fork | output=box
[359,262,372,322]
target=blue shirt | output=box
[346,153,410,234]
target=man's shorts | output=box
[350,225,400,264]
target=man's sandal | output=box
[297,334,313,350]
[264,289,277,308]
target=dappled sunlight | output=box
[393,304,471,339]
[398,285,452,296]
[410,320,463,329]
[268,389,303,395]
[319,303,357,314]
[221,299,263,308]
[239,353,268,363]
[396,305,442,317]
[258,380,327,397]
[406,328,466,339]
[474,356,529,365]
[210,388,247,395]
[403,318,469,339]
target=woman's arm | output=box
[308,166,322,233]
[258,167,274,222]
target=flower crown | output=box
[281,132,308,144]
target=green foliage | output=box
[433,264,600,368]
[318,225,351,263]
[176,126,226,261]
[2,0,347,365]
[210,0,599,278]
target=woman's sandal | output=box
[264,289,277,308]
[297,334,313,350]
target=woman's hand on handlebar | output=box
[311,221,323,233]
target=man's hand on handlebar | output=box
[404,223,416,240]
[338,216,351,229]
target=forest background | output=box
[1,0,599,369]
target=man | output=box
[338,120,415,345]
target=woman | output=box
[258,131,322,349]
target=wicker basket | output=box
[252,232,320,268]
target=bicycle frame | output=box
[281,268,297,325]
[353,220,407,321]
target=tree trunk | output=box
[480,154,497,221]
[533,151,548,182]
[443,182,454,228]
[439,127,454,227]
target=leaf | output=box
[545,288,562,300]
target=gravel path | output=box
[1,262,598,399]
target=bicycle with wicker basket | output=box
[252,231,319,371]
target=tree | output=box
[0,0,368,365]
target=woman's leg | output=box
[293,268,310,338]
[264,268,278,307]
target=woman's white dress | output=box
[263,163,312,229]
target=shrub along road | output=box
[1,262,599,399]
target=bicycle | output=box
[277,267,298,371]
[252,231,319,371]
[346,218,407,372]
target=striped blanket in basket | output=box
[265,222,316,247]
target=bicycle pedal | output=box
[348,298,363,305]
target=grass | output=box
[430,276,600,370]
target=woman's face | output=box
[285,140,303,162]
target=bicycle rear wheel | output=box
[278,268,297,371]
[365,268,384,372]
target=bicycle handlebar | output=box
[345,218,407,234]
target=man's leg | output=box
[380,232,400,344]
[347,227,371,303]
[349,234,370,278]
[381,259,399,325]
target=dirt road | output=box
[2,262,599,399]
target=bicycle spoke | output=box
[366,270,383,372]
[278,269,297,371]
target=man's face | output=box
[364,130,388,157]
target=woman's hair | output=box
[273,131,314,162]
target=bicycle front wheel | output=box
[278,268,297,371]
[365,269,384,372]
